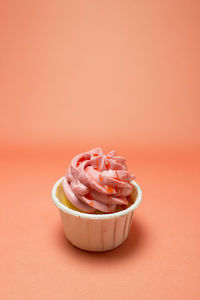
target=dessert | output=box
[52,147,142,251]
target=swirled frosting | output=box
[62,148,135,213]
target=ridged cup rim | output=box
[52,176,142,219]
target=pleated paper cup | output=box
[52,177,142,252]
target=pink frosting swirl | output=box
[63,148,135,213]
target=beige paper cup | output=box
[52,177,142,252]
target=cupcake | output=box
[52,148,142,251]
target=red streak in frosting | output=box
[105,161,110,170]
[77,157,86,167]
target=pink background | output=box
[1,1,200,299]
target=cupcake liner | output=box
[52,177,142,252]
